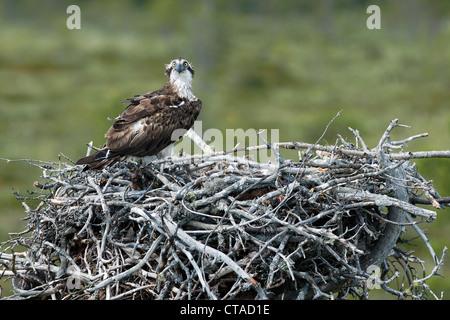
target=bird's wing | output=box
[119,86,168,105]
[105,95,202,157]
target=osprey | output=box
[76,58,202,170]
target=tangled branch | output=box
[0,119,448,300]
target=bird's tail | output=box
[76,148,121,170]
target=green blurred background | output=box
[0,0,449,299]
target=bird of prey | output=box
[76,58,202,170]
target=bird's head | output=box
[165,58,194,80]
[165,58,196,99]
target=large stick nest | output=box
[0,119,448,300]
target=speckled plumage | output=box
[76,58,202,170]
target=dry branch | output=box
[0,119,448,300]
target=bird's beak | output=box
[175,63,185,73]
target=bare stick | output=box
[2,118,447,300]
[86,235,164,294]
[131,207,267,299]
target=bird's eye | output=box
[183,62,188,67]
[172,62,176,67]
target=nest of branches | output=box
[0,119,448,300]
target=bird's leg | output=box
[157,144,175,159]
[140,155,157,166]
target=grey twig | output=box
[0,118,447,300]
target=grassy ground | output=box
[0,0,449,299]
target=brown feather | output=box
[77,59,201,170]
[77,81,202,169]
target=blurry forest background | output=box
[0,0,449,299]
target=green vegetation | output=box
[0,0,449,299]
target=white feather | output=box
[157,144,174,158]
[170,69,196,101]
[132,120,145,131]
[168,101,186,109]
